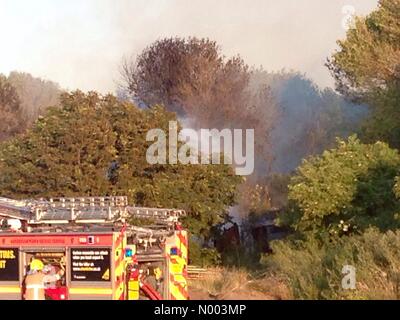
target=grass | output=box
[189,267,291,300]
[263,228,400,300]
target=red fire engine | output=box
[0,197,189,300]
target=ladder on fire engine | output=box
[29,196,129,223]
[1,196,186,221]
[127,207,186,224]
[25,197,186,226]
[0,197,31,220]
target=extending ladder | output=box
[0,196,186,226]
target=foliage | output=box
[327,0,400,100]
[0,72,62,142]
[281,136,400,238]
[361,84,400,149]
[121,37,278,178]
[262,228,400,300]
[327,1,400,148]
[0,75,24,142]
[121,37,274,127]
[219,244,262,270]
[188,238,221,267]
[236,182,272,217]
[267,173,291,208]
[0,91,242,239]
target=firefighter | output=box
[24,259,64,300]
[147,265,163,291]
[154,267,163,291]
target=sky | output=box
[0,0,379,93]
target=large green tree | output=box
[327,0,400,100]
[361,84,400,148]
[0,91,242,238]
[327,0,400,147]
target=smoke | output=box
[252,71,369,174]
[0,0,378,93]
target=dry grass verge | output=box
[189,267,291,300]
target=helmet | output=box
[7,219,22,231]
[30,259,44,271]
[154,267,162,280]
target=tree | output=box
[8,71,62,125]
[327,0,400,100]
[0,75,24,142]
[0,72,62,142]
[281,136,400,238]
[121,37,277,133]
[327,0,400,149]
[0,91,242,239]
[361,84,400,148]
[121,37,278,205]
[121,37,260,128]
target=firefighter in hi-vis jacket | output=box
[24,259,65,300]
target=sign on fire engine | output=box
[70,248,111,282]
[0,248,19,281]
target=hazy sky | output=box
[0,0,379,93]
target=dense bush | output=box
[262,228,400,299]
[281,136,400,238]
[189,238,221,267]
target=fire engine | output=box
[0,196,189,300]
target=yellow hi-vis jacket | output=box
[25,273,46,300]
[24,272,61,300]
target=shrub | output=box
[189,238,221,267]
[281,136,400,238]
[262,228,400,299]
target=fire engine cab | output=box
[0,196,189,300]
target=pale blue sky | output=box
[0,0,379,93]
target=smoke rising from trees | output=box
[120,37,369,214]
[0,72,62,142]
